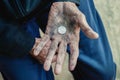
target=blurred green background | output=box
[0,0,120,80]
[95,0,120,80]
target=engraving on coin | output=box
[58,26,67,34]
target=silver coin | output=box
[58,26,67,34]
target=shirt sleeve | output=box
[0,18,35,57]
[57,0,80,5]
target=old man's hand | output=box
[33,2,99,75]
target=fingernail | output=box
[33,50,39,56]
[92,31,99,38]
[44,62,50,71]
[55,65,61,75]
[95,32,99,38]
[88,31,99,39]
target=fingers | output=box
[44,40,59,71]
[36,40,57,64]
[78,13,99,39]
[69,42,79,71]
[37,55,57,64]
[33,35,50,56]
[54,41,67,75]
[34,40,50,64]
[40,40,51,57]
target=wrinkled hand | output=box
[30,38,57,64]
[33,2,99,75]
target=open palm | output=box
[34,2,99,74]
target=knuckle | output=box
[50,43,57,51]
[78,14,86,23]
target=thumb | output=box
[78,13,99,39]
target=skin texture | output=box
[31,2,99,75]
[30,38,57,64]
